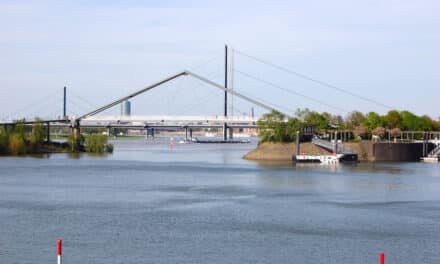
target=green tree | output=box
[362,112,384,130]
[384,110,402,129]
[303,111,329,130]
[258,110,302,143]
[419,115,434,131]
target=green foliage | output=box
[258,110,302,143]
[67,134,85,152]
[8,133,26,155]
[0,127,9,154]
[85,134,112,154]
[259,108,438,143]
[384,110,402,129]
[363,112,384,130]
[29,120,46,150]
[13,121,26,140]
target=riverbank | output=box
[243,142,330,161]
[244,141,435,162]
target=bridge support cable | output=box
[224,45,228,140]
[185,71,293,118]
[78,70,294,122]
[235,49,393,110]
[79,72,187,120]
[234,69,348,113]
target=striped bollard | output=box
[57,239,62,264]
[379,252,385,264]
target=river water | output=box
[0,139,439,263]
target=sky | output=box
[0,0,439,120]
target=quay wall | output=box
[245,141,435,162]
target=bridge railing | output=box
[311,137,354,154]
[81,115,259,123]
[428,144,440,157]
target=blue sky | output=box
[0,0,439,119]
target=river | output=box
[0,139,439,263]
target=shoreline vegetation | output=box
[0,121,113,156]
[256,109,439,144]
[245,109,440,161]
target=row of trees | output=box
[257,109,440,143]
[345,110,439,132]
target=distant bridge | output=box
[0,69,276,142]
[81,115,258,127]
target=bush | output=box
[29,121,46,151]
[67,134,85,152]
[0,128,9,154]
[258,110,302,143]
[8,133,26,155]
[105,143,114,153]
[86,134,111,154]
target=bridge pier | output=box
[189,128,193,139]
[71,119,81,150]
[296,131,300,156]
[229,127,233,139]
[185,127,188,140]
[223,123,227,141]
[46,122,50,142]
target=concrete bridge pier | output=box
[71,119,81,150]
[46,122,50,142]
[229,127,233,139]
[189,128,193,139]
[223,123,227,141]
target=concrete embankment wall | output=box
[345,142,435,161]
[244,141,435,162]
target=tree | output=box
[303,111,329,131]
[384,110,402,129]
[362,112,384,130]
[258,110,302,143]
[345,111,365,129]
[419,115,434,131]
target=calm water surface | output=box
[0,139,440,263]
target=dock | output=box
[422,144,440,163]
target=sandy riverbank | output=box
[243,142,330,161]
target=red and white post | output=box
[379,252,385,264]
[57,239,62,264]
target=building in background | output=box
[121,100,131,116]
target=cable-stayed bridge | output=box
[0,46,394,143]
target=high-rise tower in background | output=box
[121,100,131,116]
